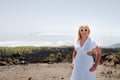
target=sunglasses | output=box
[80,29,88,32]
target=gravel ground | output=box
[0,63,120,80]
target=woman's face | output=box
[79,27,89,38]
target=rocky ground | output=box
[0,63,120,80]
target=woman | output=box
[70,24,101,80]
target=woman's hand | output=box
[87,51,93,56]
[89,64,96,72]
[71,63,74,69]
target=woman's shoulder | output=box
[74,40,79,44]
[74,37,79,42]
[89,37,99,47]
[88,37,96,42]
[74,38,79,45]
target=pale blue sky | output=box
[0,0,120,37]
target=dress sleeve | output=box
[92,40,98,49]
[74,40,77,49]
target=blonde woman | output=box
[70,24,101,80]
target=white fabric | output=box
[70,37,98,80]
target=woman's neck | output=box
[81,36,88,41]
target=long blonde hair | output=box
[77,24,90,40]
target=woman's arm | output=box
[72,49,77,63]
[90,46,101,72]
[71,49,77,69]
[94,46,101,68]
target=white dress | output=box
[70,37,98,80]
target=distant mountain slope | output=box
[108,43,120,48]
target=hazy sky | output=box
[0,0,120,37]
